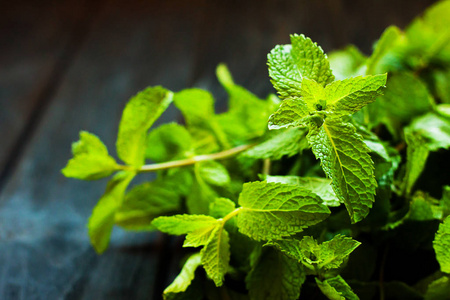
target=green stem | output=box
[221,207,243,224]
[119,144,255,173]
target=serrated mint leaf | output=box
[326,74,387,117]
[201,225,230,286]
[62,131,118,180]
[266,175,340,207]
[433,216,450,273]
[300,78,326,110]
[145,123,193,162]
[425,276,450,300]
[269,235,360,274]
[164,253,202,299]
[88,171,135,253]
[209,198,236,219]
[290,34,335,86]
[197,161,230,187]
[268,44,303,99]
[246,247,305,300]
[236,182,330,241]
[402,129,430,197]
[115,180,181,231]
[366,26,403,75]
[184,224,218,248]
[268,98,310,129]
[307,119,377,223]
[407,112,450,151]
[241,128,308,160]
[315,275,359,300]
[116,86,173,167]
[328,45,366,80]
[267,34,334,99]
[152,214,218,236]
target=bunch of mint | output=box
[63,1,450,299]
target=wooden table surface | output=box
[0,0,437,299]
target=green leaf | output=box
[425,276,450,300]
[266,175,340,207]
[315,275,359,300]
[88,171,135,253]
[246,247,305,300]
[241,128,308,160]
[164,253,202,299]
[201,225,230,286]
[300,78,326,111]
[116,86,173,167]
[197,161,230,187]
[407,112,450,151]
[433,216,450,273]
[328,45,366,80]
[209,198,236,219]
[269,235,360,274]
[268,98,310,129]
[184,224,218,248]
[326,74,387,117]
[62,131,118,180]
[366,26,403,75]
[434,70,450,104]
[236,181,330,241]
[267,34,334,99]
[442,186,450,219]
[307,119,377,223]
[146,123,193,162]
[152,214,218,236]
[216,64,274,142]
[174,88,229,151]
[115,180,181,231]
[290,34,335,86]
[402,128,430,196]
[187,165,219,214]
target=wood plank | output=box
[0,0,199,299]
[0,0,98,183]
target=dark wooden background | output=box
[0,0,438,299]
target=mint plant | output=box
[63,1,450,299]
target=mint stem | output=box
[126,143,255,173]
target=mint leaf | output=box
[88,171,135,253]
[269,235,360,274]
[366,26,403,75]
[116,86,173,167]
[197,161,230,187]
[216,64,274,142]
[433,216,450,273]
[402,128,430,196]
[290,34,335,86]
[407,112,450,151]
[425,276,450,300]
[307,119,377,223]
[236,182,330,241]
[266,175,340,207]
[246,247,305,300]
[62,131,118,180]
[268,98,311,129]
[163,253,202,299]
[241,128,308,160]
[184,225,217,248]
[201,225,230,286]
[115,180,181,231]
[152,214,218,235]
[328,45,366,80]
[268,34,334,99]
[187,165,219,214]
[146,123,193,162]
[315,275,359,300]
[326,74,387,116]
[209,197,236,219]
